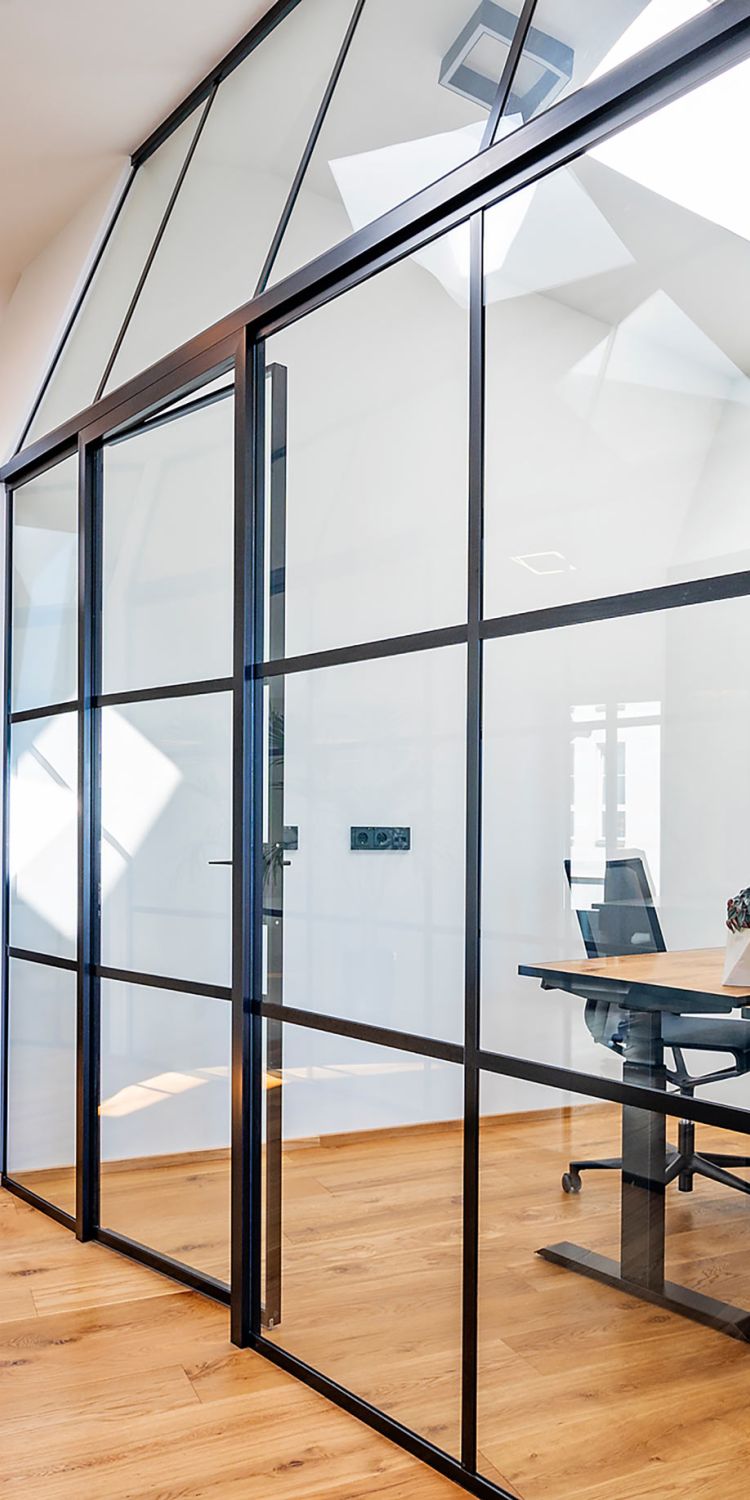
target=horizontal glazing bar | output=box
[2,1176,76,1232]
[259,1000,464,1064]
[252,1336,512,1500]
[95,677,233,709]
[478,1049,750,1137]
[8,947,78,973]
[257,624,469,678]
[480,571,750,641]
[96,965,231,1002]
[105,382,234,448]
[96,1228,231,1303]
[9,700,78,725]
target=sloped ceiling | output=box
[0,0,274,302]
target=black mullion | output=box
[259,1000,464,1065]
[1,482,13,1180]
[230,328,259,1346]
[94,676,233,710]
[461,212,485,1477]
[255,0,367,295]
[253,566,750,688]
[262,361,287,1328]
[482,0,538,149]
[76,437,101,1242]
[133,0,304,166]
[96,86,219,402]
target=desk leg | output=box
[620,1011,666,1292]
[537,1009,750,1341]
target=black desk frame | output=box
[522,965,750,1342]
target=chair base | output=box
[564,1119,750,1197]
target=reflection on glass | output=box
[7,958,76,1215]
[266,230,469,658]
[100,980,231,1282]
[478,1073,750,1497]
[266,648,466,1043]
[262,1023,463,1452]
[27,111,202,442]
[483,55,750,617]
[104,0,355,391]
[481,600,750,1109]
[100,692,232,986]
[270,0,525,282]
[12,455,77,712]
[102,392,234,693]
[10,713,77,960]
[495,0,712,135]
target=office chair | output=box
[562,854,750,1197]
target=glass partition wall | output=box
[3,6,750,1500]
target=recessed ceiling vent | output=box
[440,1,574,120]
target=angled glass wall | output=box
[103,0,357,392]
[268,0,527,283]
[27,111,203,444]
[5,9,750,1500]
[491,0,717,140]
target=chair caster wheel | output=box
[562,1171,582,1194]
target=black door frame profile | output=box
[3,7,750,1498]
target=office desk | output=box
[520,948,750,1341]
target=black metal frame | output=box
[3,3,750,1498]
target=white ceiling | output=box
[0,0,274,301]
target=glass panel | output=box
[102,389,233,694]
[479,1072,750,1498]
[104,0,356,393]
[27,110,201,443]
[269,0,526,283]
[266,229,469,659]
[262,1023,463,1453]
[266,647,466,1043]
[484,55,750,618]
[100,692,232,987]
[481,600,750,1109]
[496,0,713,137]
[11,455,77,712]
[100,979,231,1282]
[7,957,76,1215]
[10,713,77,961]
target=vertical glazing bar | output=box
[231,329,264,1345]
[1,483,13,1181]
[482,0,538,148]
[461,211,485,1475]
[76,437,101,1240]
[263,361,288,1328]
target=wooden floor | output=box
[0,1186,462,1500]
[7,1104,750,1499]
